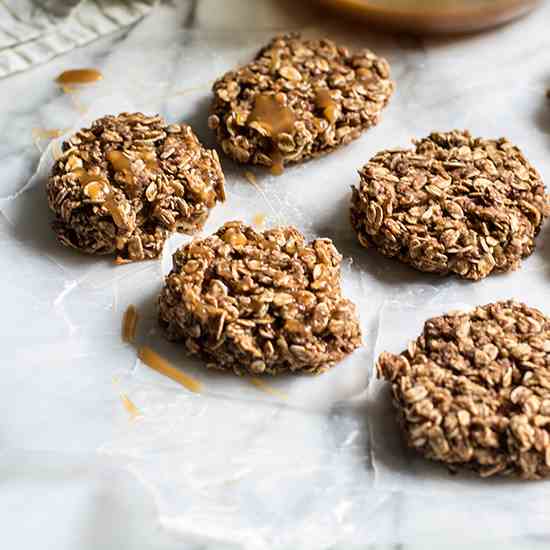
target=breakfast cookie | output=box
[377,300,550,479]
[47,112,225,263]
[350,130,549,280]
[209,33,394,173]
[158,221,362,375]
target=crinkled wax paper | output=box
[3,19,550,550]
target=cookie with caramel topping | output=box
[209,33,394,173]
[46,112,225,263]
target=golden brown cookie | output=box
[47,112,225,263]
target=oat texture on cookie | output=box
[47,112,225,263]
[377,300,550,479]
[350,130,549,280]
[209,33,394,172]
[158,221,362,375]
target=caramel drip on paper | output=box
[314,89,338,124]
[120,393,141,419]
[121,305,139,343]
[138,346,202,393]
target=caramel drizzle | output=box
[56,68,103,86]
[120,393,142,419]
[248,94,296,138]
[107,150,133,180]
[314,89,339,124]
[248,94,296,176]
[138,346,202,393]
[106,149,160,186]
[139,150,160,172]
[270,150,284,176]
[74,150,158,192]
[72,168,108,187]
[71,167,129,229]
[121,304,139,343]
[70,168,111,202]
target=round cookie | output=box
[377,301,550,479]
[47,112,225,263]
[350,130,549,280]
[158,221,362,375]
[209,33,394,173]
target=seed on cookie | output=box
[209,33,394,173]
[377,300,550,479]
[158,221,362,375]
[350,130,550,280]
[46,112,225,263]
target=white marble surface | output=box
[2,1,550,549]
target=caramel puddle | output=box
[56,68,103,86]
[248,94,296,176]
[314,89,338,124]
[106,150,159,185]
[248,93,295,138]
[138,346,202,393]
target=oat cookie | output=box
[377,301,550,479]
[209,33,394,173]
[47,112,225,263]
[158,221,362,375]
[350,130,549,280]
